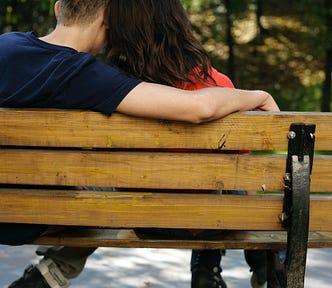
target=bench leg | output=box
[268,123,315,288]
[284,155,310,288]
[267,156,310,288]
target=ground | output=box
[1,245,331,287]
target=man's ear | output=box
[54,1,61,21]
[102,11,109,29]
[103,19,109,30]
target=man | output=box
[0,1,279,287]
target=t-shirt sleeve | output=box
[59,61,142,115]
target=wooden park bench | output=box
[0,108,332,287]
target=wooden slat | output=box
[1,109,332,150]
[0,189,284,230]
[311,155,332,192]
[1,149,331,192]
[0,149,284,190]
[32,229,332,249]
[1,189,332,231]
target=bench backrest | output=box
[0,108,332,232]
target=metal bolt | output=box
[279,212,289,222]
[284,173,291,181]
[287,131,296,139]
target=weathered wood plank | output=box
[0,189,284,230]
[0,149,284,190]
[1,189,332,231]
[1,109,331,150]
[1,150,331,192]
[32,229,332,249]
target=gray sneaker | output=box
[7,259,70,288]
[7,265,51,288]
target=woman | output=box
[105,1,266,288]
[106,0,233,90]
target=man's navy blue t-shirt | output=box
[0,32,142,245]
[0,32,142,115]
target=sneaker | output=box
[7,259,70,288]
[7,265,51,288]
[191,250,227,288]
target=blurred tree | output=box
[321,0,332,112]
[183,0,251,85]
[183,0,327,112]
[299,0,332,111]
[255,0,264,44]
[224,0,235,80]
[0,0,55,35]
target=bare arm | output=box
[116,82,279,123]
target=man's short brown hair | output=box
[58,0,108,26]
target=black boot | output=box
[244,250,267,288]
[191,249,227,288]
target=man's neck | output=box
[40,10,106,55]
[40,26,94,53]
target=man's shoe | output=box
[7,265,51,288]
[7,259,70,288]
[192,265,227,288]
[250,270,267,288]
[191,250,227,288]
[244,250,267,288]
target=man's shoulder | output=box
[0,31,32,48]
[0,31,28,40]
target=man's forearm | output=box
[117,83,279,123]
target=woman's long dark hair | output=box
[105,0,216,88]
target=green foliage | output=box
[181,0,329,112]
[0,0,55,35]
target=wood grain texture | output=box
[1,109,332,249]
[1,149,331,192]
[0,188,283,230]
[32,229,332,249]
[0,149,285,190]
[0,189,331,232]
[1,109,331,150]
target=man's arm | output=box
[116,82,280,123]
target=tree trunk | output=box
[255,0,263,44]
[321,48,332,112]
[321,0,332,112]
[224,0,235,83]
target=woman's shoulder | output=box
[181,66,235,90]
